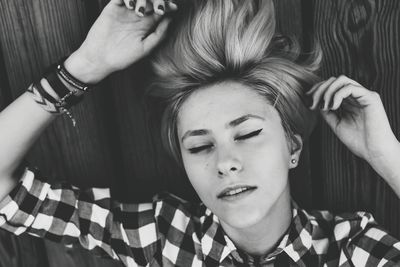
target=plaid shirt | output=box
[0,167,400,266]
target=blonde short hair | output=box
[148,0,322,164]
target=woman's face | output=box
[177,81,301,230]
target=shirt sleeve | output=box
[340,212,400,266]
[0,167,160,266]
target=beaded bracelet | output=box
[27,82,78,126]
[44,68,84,108]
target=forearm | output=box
[0,90,56,199]
[0,52,105,200]
[368,139,400,198]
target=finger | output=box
[309,77,336,110]
[165,0,178,11]
[323,75,361,110]
[110,0,126,5]
[143,17,172,52]
[122,0,136,9]
[135,0,147,16]
[321,109,340,129]
[153,0,166,15]
[306,81,324,95]
[140,9,164,26]
[331,84,370,110]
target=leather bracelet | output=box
[27,56,94,127]
[56,57,92,92]
[33,79,58,104]
[28,82,78,126]
[44,69,83,109]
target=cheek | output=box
[182,149,215,176]
[182,156,214,195]
[244,138,291,167]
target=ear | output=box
[289,134,303,169]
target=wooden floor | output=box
[0,0,399,266]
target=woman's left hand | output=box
[307,75,400,171]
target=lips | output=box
[217,185,257,199]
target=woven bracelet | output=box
[27,82,78,126]
[27,56,97,126]
[27,83,60,114]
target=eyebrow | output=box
[181,114,264,142]
[228,114,265,127]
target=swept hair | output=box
[148,0,322,164]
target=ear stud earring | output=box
[291,159,297,164]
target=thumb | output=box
[321,110,340,131]
[142,17,172,52]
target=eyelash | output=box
[188,128,263,154]
[235,128,263,141]
[188,145,213,154]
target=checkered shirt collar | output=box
[199,200,313,265]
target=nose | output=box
[216,148,242,177]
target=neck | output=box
[221,187,292,256]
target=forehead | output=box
[177,81,278,132]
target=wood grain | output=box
[45,242,123,267]
[309,0,400,237]
[0,0,120,266]
[274,0,315,208]
[0,43,12,110]
[0,0,399,265]
[0,0,117,186]
[108,0,312,205]
[0,231,48,267]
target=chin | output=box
[218,205,270,229]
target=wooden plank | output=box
[4,0,398,265]
[0,0,122,266]
[0,0,116,187]
[45,242,123,267]
[274,0,314,208]
[0,44,12,110]
[0,231,48,267]
[310,0,400,237]
[105,0,314,208]
[0,6,49,267]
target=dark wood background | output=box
[0,0,399,266]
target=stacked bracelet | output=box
[44,66,84,108]
[27,83,60,114]
[27,57,93,126]
[57,63,90,92]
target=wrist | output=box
[64,50,110,84]
[368,138,400,184]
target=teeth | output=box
[225,187,249,196]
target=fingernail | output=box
[158,5,165,11]
[168,0,178,8]
[138,6,145,15]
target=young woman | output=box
[0,0,399,266]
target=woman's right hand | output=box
[65,0,178,84]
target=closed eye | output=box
[188,144,213,154]
[235,128,263,141]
